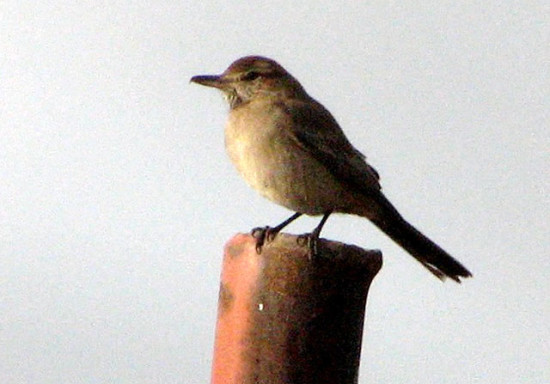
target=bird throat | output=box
[225,91,243,110]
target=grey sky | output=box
[1,1,548,383]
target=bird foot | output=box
[251,226,280,254]
[297,233,319,259]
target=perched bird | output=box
[191,56,472,282]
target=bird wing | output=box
[278,98,382,194]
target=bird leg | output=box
[251,212,303,253]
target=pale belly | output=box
[224,103,356,215]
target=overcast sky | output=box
[1,1,548,383]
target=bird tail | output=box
[367,193,472,282]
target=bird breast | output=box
[224,98,353,215]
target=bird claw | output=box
[251,226,279,254]
[297,233,319,259]
[252,227,319,258]
[250,213,305,254]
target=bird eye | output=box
[241,71,261,81]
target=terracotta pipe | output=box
[211,233,382,384]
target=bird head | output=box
[191,56,307,109]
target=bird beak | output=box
[190,74,226,89]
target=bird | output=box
[190,56,472,282]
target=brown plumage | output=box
[191,56,472,282]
